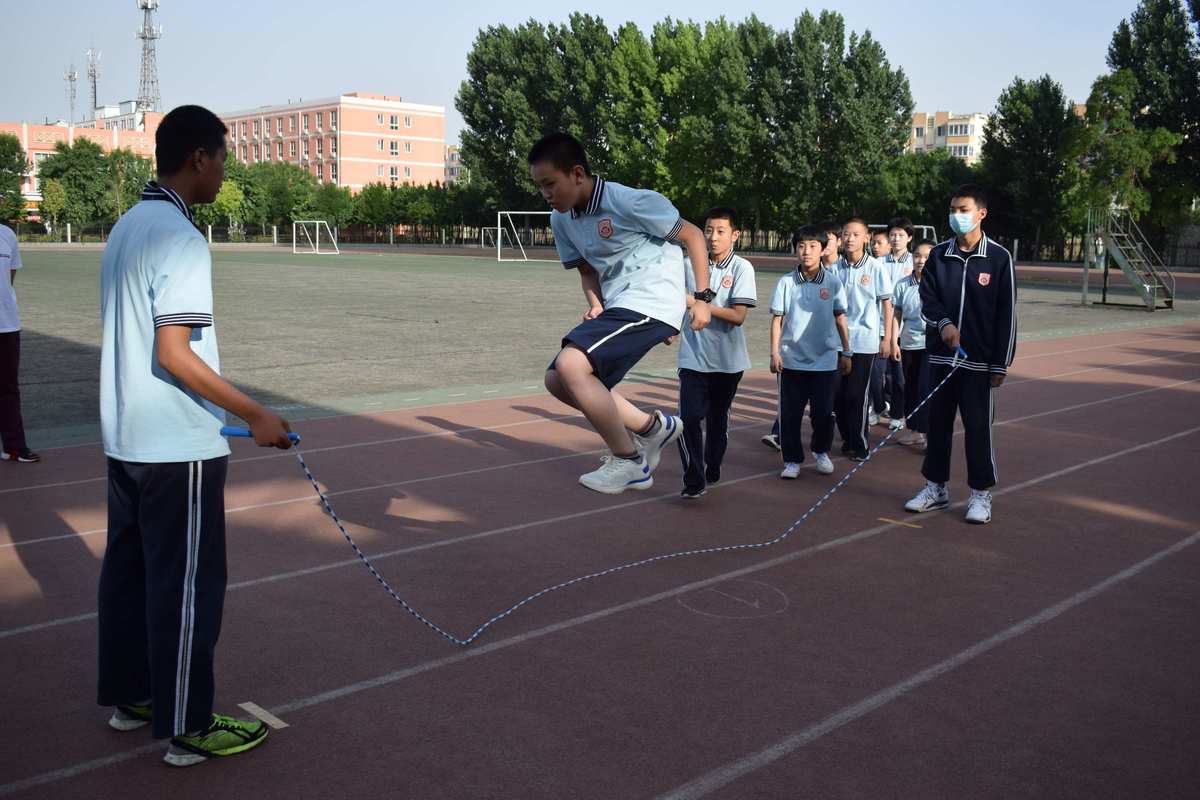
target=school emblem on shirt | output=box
[820,288,830,300]
[722,275,733,288]
[978,272,991,286]
[597,218,614,239]
[859,274,871,286]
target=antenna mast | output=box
[86,48,102,115]
[136,0,162,112]
[64,64,79,124]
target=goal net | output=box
[293,220,340,254]
[496,211,556,262]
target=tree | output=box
[36,139,112,226]
[39,179,66,233]
[353,182,394,228]
[107,148,154,220]
[980,75,1085,257]
[194,180,246,229]
[1106,0,1200,237]
[1077,69,1182,218]
[244,162,317,226]
[867,150,975,233]
[607,23,669,189]
[0,133,26,223]
[311,183,354,227]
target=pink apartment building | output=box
[0,113,163,208]
[220,92,446,190]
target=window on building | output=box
[276,142,283,159]
[330,163,338,182]
[377,165,385,177]
[389,165,398,182]
[329,111,337,130]
[316,138,323,154]
[289,115,296,132]
[936,125,946,136]
[240,144,248,161]
[377,113,384,126]
[303,140,309,157]
[914,127,924,138]
[253,120,260,137]
[389,114,398,130]
[404,141,412,153]
[240,121,248,138]
[315,112,323,130]
[404,166,411,177]
[390,140,399,156]
[276,118,283,135]
[404,116,412,128]
[316,164,323,181]
[377,139,384,151]
[330,138,337,155]
[303,114,310,132]
[252,143,260,160]
[289,141,297,158]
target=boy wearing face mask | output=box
[904,185,1016,525]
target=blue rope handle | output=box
[220,425,301,443]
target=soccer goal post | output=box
[293,220,340,254]
[496,211,556,262]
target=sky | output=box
[0,0,1138,142]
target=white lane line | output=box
[657,529,1200,800]
[237,702,289,730]
[6,428,1196,795]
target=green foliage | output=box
[1076,69,1181,218]
[1106,0,1200,235]
[36,139,112,226]
[980,75,1085,253]
[194,179,246,228]
[38,179,66,230]
[107,148,155,218]
[865,150,974,233]
[0,133,26,223]
[454,12,916,233]
[311,183,354,227]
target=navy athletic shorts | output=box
[550,307,679,389]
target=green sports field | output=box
[13,246,1198,448]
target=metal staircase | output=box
[1089,207,1175,310]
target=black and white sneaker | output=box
[905,481,949,513]
[1,448,40,463]
[760,433,781,452]
[680,486,707,500]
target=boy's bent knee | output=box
[554,346,592,379]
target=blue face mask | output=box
[949,212,977,236]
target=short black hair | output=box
[703,206,740,230]
[792,224,825,247]
[156,105,228,175]
[820,220,841,241]
[887,216,915,239]
[950,183,989,210]
[913,238,935,251]
[871,229,889,240]
[527,132,591,175]
[843,216,868,230]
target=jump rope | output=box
[222,346,969,648]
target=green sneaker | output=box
[164,714,269,767]
[108,702,153,732]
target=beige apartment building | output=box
[220,92,446,190]
[907,111,989,165]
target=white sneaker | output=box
[898,431,926,447]
[633,411,683,475]
[579,455,652,494]
[888,417,905,431]
[904,481,949,513]
[965,490,993,524]
[761,433,781,451]
[780,462,802,479]
[813,452,834,475]
[868,410,880,426]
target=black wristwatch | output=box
[693,288,716,303]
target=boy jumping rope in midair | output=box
[531,133,713,494]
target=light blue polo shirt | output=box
[893,274,926,350]
[879,252,912,330]
[550,176,687,330]
[770,267,847,371]
[830,252,893,354]
[100,183,230,463]
[678,252,756,373]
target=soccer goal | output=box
[293,220,340,254]
[496,211,556,262]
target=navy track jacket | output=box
[920,236,1017,375]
